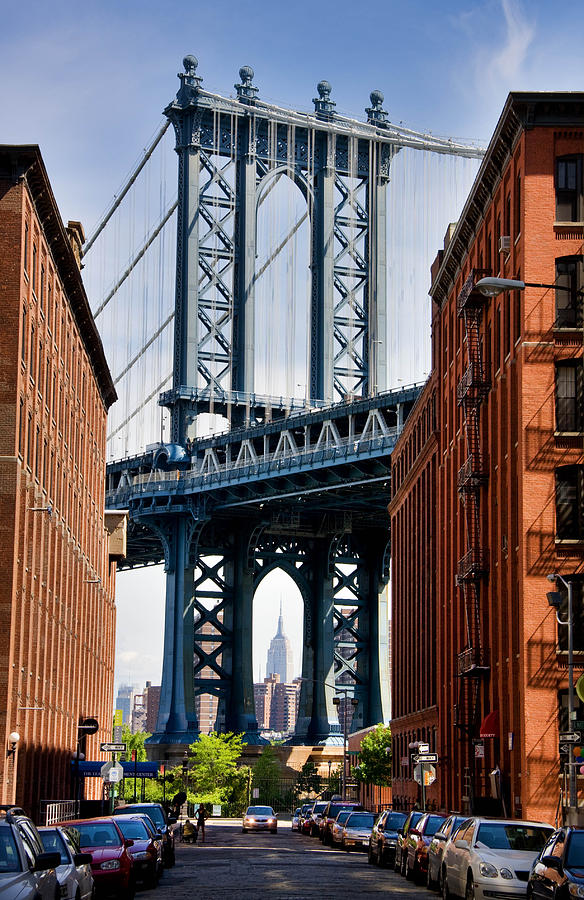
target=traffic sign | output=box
[424,765,437,786]
[100,742,127,753]
[559,732,581,742]
[560,743,573,755]
[107,763,124,783]
[418,742,430,753]
[413,752,439,764]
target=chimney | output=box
[66,220,85,268]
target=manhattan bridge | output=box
[86,56,484,757]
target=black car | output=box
[394,809,424,875]
[320,802,364,845]
[368,809,407,867]
[528,826,584,900]
[116,803,177,867]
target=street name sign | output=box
[100,742,127,753]
[418,743,430,753]
[413,753,439,764]
[559,731,581,742]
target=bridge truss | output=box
[90,57,484,754]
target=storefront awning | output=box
[479,709,500,739]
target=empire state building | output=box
[266,602,294,684]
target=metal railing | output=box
[41,800,77,825]
[456,549,489,581]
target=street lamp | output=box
[298,677,359,800]
[547,572,578,817]
[182,751,189,814]
[475,276,584,299]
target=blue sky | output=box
[3,0,583,697]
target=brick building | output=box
[0,145,118,817]
[253,674,300,735]
[389,94,584,823]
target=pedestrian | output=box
[196,803,208,843]
[183,818,196,843]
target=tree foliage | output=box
[251,744,281,804]
[120,726,150,762]
[295,760,322,797]
[353,723,392,786]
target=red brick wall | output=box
[390,96,584,822]
[0,170,116,819]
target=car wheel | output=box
[441,872,450,900]
[401,852,408,877]
[427,864,436,891]
[377,845,385,867]
[405,856,414,880]
[394,849,401,872]
[368,844,376,864]
[125,874,136,900]
[465,874,475,900]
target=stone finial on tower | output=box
[366,90,388,127]
[177,54,203,103]
[235,65,259,104]
[313,80,336,119]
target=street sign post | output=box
[100,742,127,753]
[413,752,438,764]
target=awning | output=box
[479,709,500,739]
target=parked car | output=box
[405,812,447,883]
[242,806,278,833]
[292,808,302,832]
[320,802,364,845]
[331,810,355,846]
[110,814,161,887]
[0,807,60,900]
[395,810,424,875]
[115,802,176,866]
[63,817,136,899]
[441,817,554,900]
[340,811,376,851]
[427,815,467,890]
[527,826,584,900]
[39,826,94,900]
[297,804,313,834]
[304,801,329,837]
[368,809,408,867]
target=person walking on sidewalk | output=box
[196,803,208,843]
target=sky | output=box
[2,0,584,698]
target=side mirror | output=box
[454,839,470,850]
[124,839,134,848]
[541,855,562,870]
[74,852,93,866]
[34,851,61,871]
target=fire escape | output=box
[454,269,491,735]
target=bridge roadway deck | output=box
[138,819,429,899]
[106,386,422,568]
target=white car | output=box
[441,817,554,900]
[39,826,94,900]
[242,806,277,833]
[341,812,376,851]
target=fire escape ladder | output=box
[455,270,491,691]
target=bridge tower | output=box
[98,58,481,757]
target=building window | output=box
[40,264,45,311]
[555,465,584,541]
[26,414,32,469]
[29,323,35,381]
[556,360,583,432]
[21,307,26,363]
[513,290,521,343]
[559,688,584,730]
[18,399,24,457]
[47,280,52,330]
[24,221,29,274]
[555,256,583,328]
[32,243,37,293]
[515,173,521,238]
[556,155,583,222]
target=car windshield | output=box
[476,824,552,851]
[329,804,353,818]
[386,813,407,830]
[246,807,273,816]
[336,811,352,825]
[39,830,68,864]
[294,809,301,816]
[426,816,447,836]
[74,823,122,848]
[313,803,327,814]
[567,832,584,867]
[120,806,165,828]
[409,812,424,827]
[0,829,21,873]
[301,805,312,814]
[115,819,149,840]
[346,814,375,828]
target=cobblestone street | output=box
[139,820,431,899]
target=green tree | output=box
[251,744,281,805]
[295,760,322,797]
[119,726,150,762]
[353,723,392,786]
[188,731,244,805]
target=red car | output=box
[63,818,135,898]
[111,814,162,887]
[404,812,447,883]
